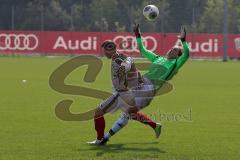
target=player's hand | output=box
[133,23,141,38]
[178,26,186,42]
[117,66,126,80]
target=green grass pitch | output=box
[0,56,239,160]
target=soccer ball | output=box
[143,5,159,21]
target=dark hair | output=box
[101,40,116,51]
[178,49,182,56]
[166,47,183,59]
[173,47,182,57]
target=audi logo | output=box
[113,35,157,52]
[0,34,39,50]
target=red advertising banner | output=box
[0,31,240,58]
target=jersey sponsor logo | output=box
[113,35,157,52]
[0,33,38,50]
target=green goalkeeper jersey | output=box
[136,37,189,82]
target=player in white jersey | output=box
[88,41,161,145]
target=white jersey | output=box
[111,52,142,92]
[99,52,154,113]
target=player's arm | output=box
[113,54,136,91]
[117,56,134,82]
[115,54,133,75]
[176,26,189,69]
[119,57,132,72]
[133,23,158,62]
[111,55,128,91]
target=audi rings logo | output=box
[0,33,39,50]
[113,35,157,52]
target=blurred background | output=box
[0,0,239,33]
[0,0,240,59]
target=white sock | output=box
[105,113,129,139]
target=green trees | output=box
[22,0,71,30]
[90,0,119,31]
[0,0,239,33]
[198,0,240,33]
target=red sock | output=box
[94,116,105,140]
[131,112,156,129]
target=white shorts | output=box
[99,91,135,113]
[99,77,155,113]
[132,77,155,110]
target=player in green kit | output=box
[99,24,189,145]
[135,23,189,88]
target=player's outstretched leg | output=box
[131,112,162,138]
[87,116,106,145]
[100,113,129,145]
[87,108,106,145]
[88,93,121,145]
